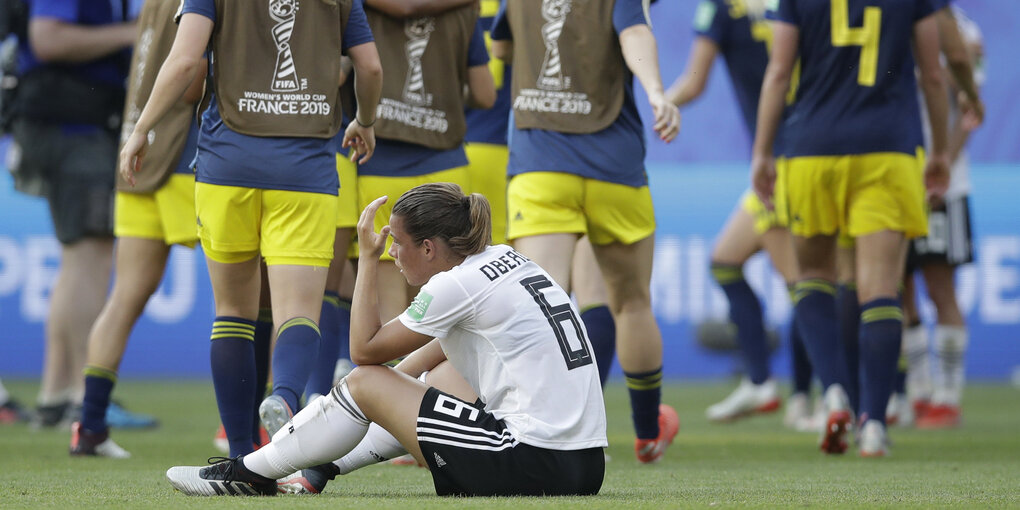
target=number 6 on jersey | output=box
[519,275,594,371]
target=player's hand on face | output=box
[750,155,776,210]
[357,195,390,259]
[924,153,951,204]
[649,93,681,143]
[119,130,149,187]
[343,121,376,165]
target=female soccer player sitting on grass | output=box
[166,183,609,497]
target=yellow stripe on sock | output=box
[625,372,663,391]
[861,306,904,324]
[258,308,274,322]
[898,353,908,371]
[323,294,341,308]
[210,333,256,341]
[841,281,857,291]
[83,365,118,382]
[212,321,255,331]
[210,328,257,336]
[278,317,320,336]
[710,265,744,285]
[578,303,608,314]
[626,378,663,391]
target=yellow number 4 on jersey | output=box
[830,0,881,87]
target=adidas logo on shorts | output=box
[434,452,447,467]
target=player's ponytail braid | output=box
[392,183,492,258]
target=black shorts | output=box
[417,387,605,497]
[907,196,973,272]
[10,120,116,244]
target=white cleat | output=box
[858,420,889,457]
[783,392,810,429]
[818,384,852,454]
[166,458,275,496]
[886,393,915,427]
[258,395,293,440]
[706,378,781,422]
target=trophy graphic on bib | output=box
[403,17,436,106]
[538,0,571,91]
[269,0,301,92]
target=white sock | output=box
[934,325,968,406]
[333,422,408,475]
[902,323,932,402]
[0,378,10,405]
[243,379,369,479]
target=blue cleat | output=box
[106,401,159,429]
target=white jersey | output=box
[399,245,608,451]
[920,7,983,200]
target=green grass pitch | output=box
[1,380,1017,508]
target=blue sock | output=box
[837,283,861,414]
[624,367,662,440]
[305,293,341,399]
[859,298,903,425]
[252,308,273,440]
[712,264,770,384]
[788,285,813,395]
[790,320,813,394]
[580,304,615,386]
[80,366,116,433]
[793,279,849,392]
[271,317,321,413]
[337,298,352,362]
[210,316,257,457]
[894,358,907,395]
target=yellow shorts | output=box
[357,165,471,261]
[195,182,337,267]
[465,143,509,245]
[506,172,655,245]
[114,173,198,247]
[781,150,926,239]
[336,154,359,229]
[740,189,784,235]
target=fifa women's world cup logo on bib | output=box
[403,17,436,106]
[538,0,571,91]
[269,0,302,92]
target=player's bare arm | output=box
[120,13,212,186]
[666,36,719,107]
[620,23,680,142]
[344,41,383,164]
[351,196,433,365]
[466,64,496,109]
[28,17,136,63]
[936,7,983,125]
[750,21,797,208]
[915,13,951,200]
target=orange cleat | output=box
[634,404,680,464]
[915,404,960,429]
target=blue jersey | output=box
[18,0,131,87]
[356,18,489,177]
[695,0,770,136]
[770,0,937,157]
[463,0,512,146]
[493,0,649,187]
[175,118,200,174]
[182,0,374,194]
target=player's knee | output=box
[339,365,389,400]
